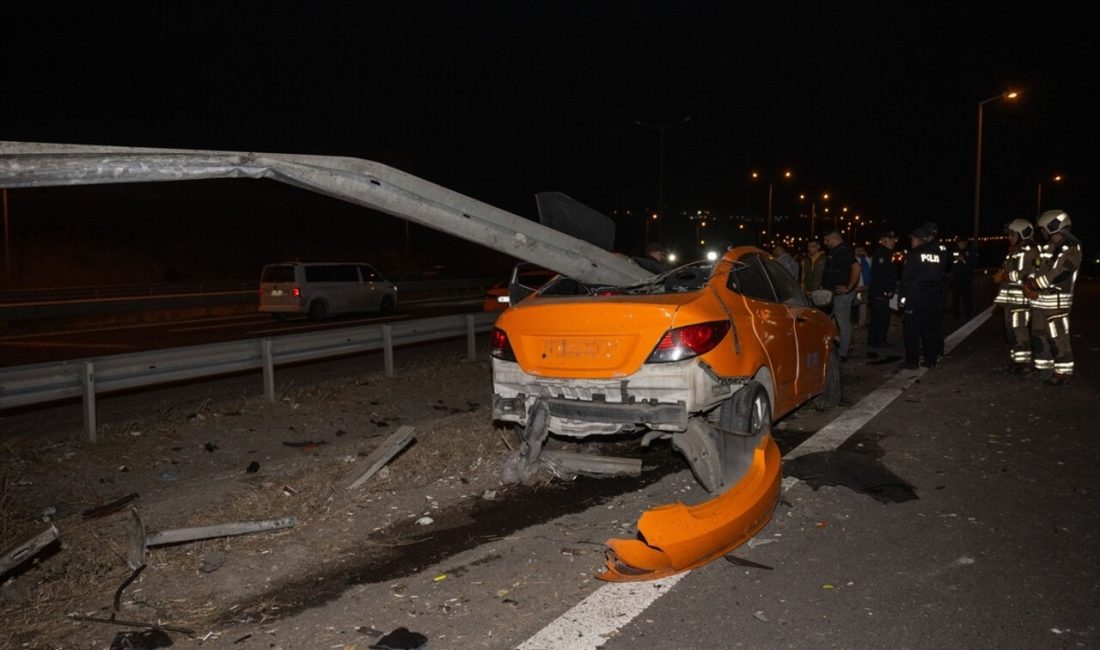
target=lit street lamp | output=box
[751,169,793,243]
[635,116,692,242]
[973,90,1019,238]
[1036,174,1063,218]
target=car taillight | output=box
[292,287,301,298]
[646,321,731,363]
[490,327,516,361]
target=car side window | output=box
[762,257,810,307]
[727,254,778,303]
[358,265,380,281]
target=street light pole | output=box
[1036,174,1063,218]
[636,117,692,242]
[972,91,1019,239]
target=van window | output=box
[262,265,295,283]
[358,265,381,281]
[306,265,359,282]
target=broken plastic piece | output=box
[369,627,428,650]
[599,436,780,581]
[0,524,59,578]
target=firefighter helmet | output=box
[1004,218,1034,240]
[1037,210,1071,235]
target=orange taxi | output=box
[489,246,839,580]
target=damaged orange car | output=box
[490,247,840,580]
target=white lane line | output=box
[516,305,994,649]
[517,575,687,650]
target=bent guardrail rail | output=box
[0,311,499,441]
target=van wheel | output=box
[813,347,842,410]
[308,300,328,320]
[379,295,395,314]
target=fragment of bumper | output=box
[598,435,780,582]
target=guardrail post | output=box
[262,339,275,403]
[82,361,97,443]
[465,314,477,362]
[382,324,395,378]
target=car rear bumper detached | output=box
[491,358,746,436]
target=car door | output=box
[358,264,382,310]
[760,256,829,397]
[728,253,799,412]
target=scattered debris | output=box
[200,551,226,574]
[723,555,773,570]
[282,439,327,449]
[481,489,497,500]
[246,461,260,473]
[204,442,218,453]
[752,610,770,623]
[415,517,434,526]
[83,493,140,520]
[126,508,297,571]
[0,525,60,578]
[109,628,174,650]
[369,627,428,650]
[747,537,777,549]
[342,426,417,491]
[68,614,194,637]
[782,450,919,503]
[282,485,299,496]
[541,450,642,477]
[232,633,252,644]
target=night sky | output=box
[2,2,1097,284]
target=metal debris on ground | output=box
[0,524,59,578]
[541,450,643,477]
[723,555,774,570]
[282,440,327,449]
[342,426,417,491]
[199,551,226,574]
[83,493,140,520]
[126,508,298,571]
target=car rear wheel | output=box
[379,295,395,314]
[813,347,842,410]
[308,300,328,320]
[722,380,771,438]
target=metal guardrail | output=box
[0,311,500,441]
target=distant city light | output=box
[706,251,718,261]
[668,253,678,263]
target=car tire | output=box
[813,347,842,410]
[379,295,395,315]
[722,380,771,438]
[308,300,328,321]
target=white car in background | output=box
[259,261,397,320]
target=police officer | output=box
[899,226,947,369]
[867,230,899,356]
[1024,210,1082,386]
[993,219,1040,373]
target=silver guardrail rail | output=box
[0,311,500,441]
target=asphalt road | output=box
[0,295,485,367]
[207,281,1097,649]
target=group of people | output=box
[779,209,1080,385]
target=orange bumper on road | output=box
[599,435,782,581]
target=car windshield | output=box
[538,260,723,297]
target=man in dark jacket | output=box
[867,230,899,356]
[822,229,861,360]
[899,226,947,369]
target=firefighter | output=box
[1024,210,1082,386]
[899,226,947,369]
[993,219,1040,373]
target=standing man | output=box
[951,238,978,318]
[773,243,800,279]
[801,240,825,293]
[1024,210,1082,386]
[993,219,1040,373]
[867,231,899,356]
[822,229,861,361]
[899,226,947,369]
[854,244,872,327]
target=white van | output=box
[259,262,398,320]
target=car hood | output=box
[495,291,717,379]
